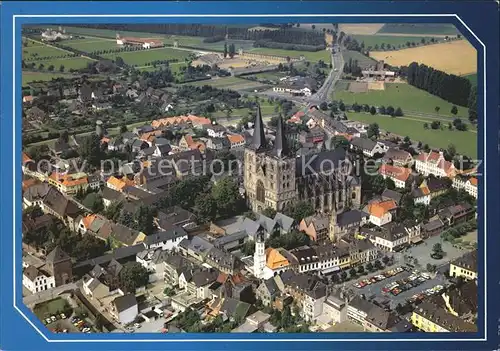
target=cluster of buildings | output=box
[115,33,164,49]
[273,76,318,97]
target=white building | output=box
[23,265,55,294]
[415,150,456,178]
[111,294,138,325]
[142,228,188,251]
[322,294,348,325]
[452,175,478,199]
[367,200,397,227]
[379,164,412,189]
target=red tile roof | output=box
[379,164,411,182]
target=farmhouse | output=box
[116,33,163,49]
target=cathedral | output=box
[243,105,362,214]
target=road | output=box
[308,50,344,104]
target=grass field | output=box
[22,42,68,59]
[185,76,270,91]
[35,57,94,70]
[346,112,477,157]
[22,71,80,85]
[339,24,385,35]
[369,40,477,76]
[335,82,469,118]
[61,37,119,52]
[351,35,440,49]
[342,50,377,69]
[463,73,477,87]
[248,71,288,82]
[248,47,330,62]
[102,47,192,66]
[378,24,459,36]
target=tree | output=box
[211,177,245,219]
[426,263,437,273]
[423,123,429,129]
[374,260,383,270]
[357,265,365,274]
[366,123,380,139]
[349,267,357,278]
[394,107,403,117]
[366,262,374,272]
[340,271,348,281]
[435,106,440,114]
[330,135,349,150]
[134,204,155,235]
[262,207,277,218]
[74,235,108,261]
[379,106,386,115]
[241,240,255,256]
[59,65,65,72]
[120,124,128,133]
[386,106,395,116]
[119,262,149,293]
[115,56,125,67]
[431,121,441,130]
[319,102,328,111]
[382,255,390,265]
[339,102,345,112]
[223,42,228,58]
[80,133,102,167]
[228,43,236,59]
[284,201,314,221]
[370,106,376,115]
[447,144,457,160]
[82,193,104,213]
[451,105,458,115]
[194,193,217,223]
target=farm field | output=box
[335,82,469,118]
[248,71,288,82]
[342,50,377,69]
[102,47,192,66]
[351,35,440,49]
[369,40,477,76]
[61,37,119,52]
[248,47,331,62]
[185,76,270,91]
[193,39,255,52]
[378,23,459,36]
[339,24,385,35]
[346,112,477,157]
[59,26,166,40]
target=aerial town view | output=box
[21,23,479,334]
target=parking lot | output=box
[351,267,449,309]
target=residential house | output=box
[412,178,450,205]
[280,271,328,322]
[421,218,445,238]
[82,275,110,300]
[178,135,206,152]
[204,124,227,138]
[299,126,325,145]
[106,176,135,192]
[321,293,348,325]
[300,214,329,243]
[111,293,138,325]
[163,254,197,287]
[363,305,402,332]
[23,183,50,208]
[100,187,126,208]
[205,247,244,275]
[206,137,229,151]
[23,265,55,294]
[48,172,89,195]
[213,231,248,252]
[381,189,403,205]
[156,207,198,231]
[350,137,388,157]
[438,203,475,227]
[41,187,81,231]
[178,236,214,263]
[366,222,416,252]
[136,248,169,283]
[256,277,281,307]
[347,296,374,325]
[329,209,370,242]
[441,280,477,323]
[382,148,413,167]
[142,227,188,251]
[179,268,219,299]
[152,144,173,158]
[415,150,456,178]
[231,311,276,333]
[227,134,245,149]
[411,302,477,332]
[449,250,477,280]
[44,246,73,287]
[367,199,398,226]
[452,175,478,199]
[378,164,412,189]
[109,223,146,248]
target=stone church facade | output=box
[243,105,361,213]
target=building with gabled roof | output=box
[415,150,457,178]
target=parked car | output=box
[50,316,57,322]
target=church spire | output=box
[272,114,290,158]
[249,104,267,152]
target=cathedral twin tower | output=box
[243,105,361,214]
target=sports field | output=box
[346,112,477,157]
[351,35,440,49]
[335,82,469,118]
[378,23,459,36]
[248,47,331,62]
[102,47,192,66]
[369,40,477,76]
